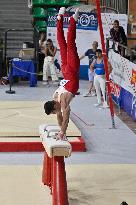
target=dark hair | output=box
[46,38,53,43]
[44,100,55,115]
[46,38,54,48]
[96,49,102,53]
[120,202,128,205]
[114,20,119,25]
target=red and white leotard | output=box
[57,16,80,95]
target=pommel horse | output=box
[39,124,72,205]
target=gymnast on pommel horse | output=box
[44,7,80,140]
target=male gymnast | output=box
[44,7,80,140]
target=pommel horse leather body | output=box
[39,124,72,158]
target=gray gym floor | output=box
[0,80,136,164]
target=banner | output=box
[110,80,121,98]
[108,50,136,120]
[48,12,98,30]
[108,49,136,96]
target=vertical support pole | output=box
[96,0,115,128]
[106,38,109,53]
[52,156,69,205]
[103,0,106,12]
[42,151,52,189]
[33,26,39,74]
[5,60,15,94]
[4,31,7,76]
[103,0,106,6]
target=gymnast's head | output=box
[44,100,61,115]
[96,49,102,58]
[120,202,128,205]
[120,201,128,205]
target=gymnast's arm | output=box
[60,93,72,134]
[61,105,70,134]
[56,111,63,127]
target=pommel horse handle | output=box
[44,124,60,138]
[46,129,59,138]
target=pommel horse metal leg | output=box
[52,156,69,205]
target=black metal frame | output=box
[4,28,39,76]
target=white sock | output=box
[59,7,66,15]
[57,7,66,20]
[73,8,79,21]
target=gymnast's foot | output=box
[57,7,66,20]
[73,8,79,21]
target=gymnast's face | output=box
[46,41,53,48]
[96,51,102,58]
[113,22,119,30]
[51,101,61,114]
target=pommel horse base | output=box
[39,124,72,205]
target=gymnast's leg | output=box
[57,7,67,74]
[66,9,80,73]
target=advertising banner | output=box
[108,49,136,96]
[48,12,98,30]
[108,49,136,120]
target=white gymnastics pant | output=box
[94,74,106,104]
[43,56,58,81]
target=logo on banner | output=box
[79,13,98,30]
[110,80,121,97]
[131,69,136,85]
[47,12,98,30]
[80,14,90,26]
